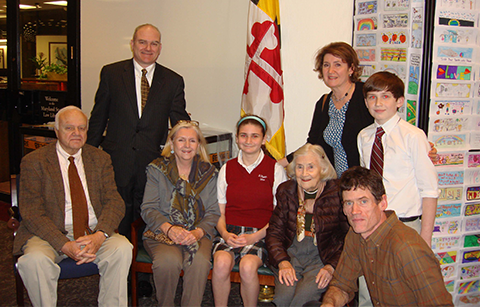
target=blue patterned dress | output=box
[323,97,350,177]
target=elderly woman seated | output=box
[266,143,349,307]
[140,120,220,306]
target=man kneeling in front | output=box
[320,166,452,307]
[13,106,132,306]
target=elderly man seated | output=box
[13,106,132,307]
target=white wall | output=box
[81,0,353,153]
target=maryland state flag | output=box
[241,0,285,160]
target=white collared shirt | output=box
[217,150,288,207]
[56,142,98,235]
[357,114,439,217]
[133,59,156,118]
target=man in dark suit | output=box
[13,106,132,307]
[87,23,190,238]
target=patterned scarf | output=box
[296,198,317,246]
[155,154,216,264]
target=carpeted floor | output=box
[0,219,275,306]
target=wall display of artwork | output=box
[430,1,480,303]
[354,0,425,124]
[353,0,480,301]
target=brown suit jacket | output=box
[13,143,125,255]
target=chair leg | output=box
[131,267,138,307]
[15,263,25,306]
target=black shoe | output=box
[138,280,153,298]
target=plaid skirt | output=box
[212,224,268,265]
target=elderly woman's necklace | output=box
[304,189,318,200]
[332,83,354,103]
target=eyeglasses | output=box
[178,120,200,127]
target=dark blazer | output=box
[266,179,349,269]
[87,59,190,187]
[13,143,125,255]
[288,82,373,168]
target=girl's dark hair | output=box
[236,114,275,159]
[236,114,268,136]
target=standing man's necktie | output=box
[370,127,385,177]
[141,69,150,113]
[68,156,89,239]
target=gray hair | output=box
[287,143,337,180]
[54,106,88,130]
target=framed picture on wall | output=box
[49,42,67,66]
[0,49,4,69]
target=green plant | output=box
[30,52,47,70]
[44,63,68,75]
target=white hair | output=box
[54,106,88,130]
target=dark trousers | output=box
[116,170,146,240]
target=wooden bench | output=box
[130,218,275,306]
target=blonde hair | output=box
[161,121,209,162]
[287,143,337,180]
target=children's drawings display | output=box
[464,234,480,248]
[434,82,471,98]
[354,0,425,122]
[462,249,480,264]
[465,217,480,232]
[436,65,472,80]
[430,116,470,133]
[354,2,479,299]
[458,279,480,294]
[437,250,458,265]
[468,153,480,167]
[356,16,378,30]
[439,186,463,201]
[442,264,457,280]
[465,203,480,217]
[383,13,409,28]
[460,263,480,280]
[434,219,462,235]
[356,33,377,47]
[436,46,474,63]
[466,186,480,202]
[430,1,480,301]
[430,100,473,116]
[437,203,462,218]
[358,1,378,14]
[456,292,480,306]
[434,152,465,167]
[431,133,468,150]
[436,27,477,45]
[432,235,462,250]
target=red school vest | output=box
[225,155,276,229]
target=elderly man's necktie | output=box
[68,156,89,239]
[370,127,385,177]
[141,69,150,112]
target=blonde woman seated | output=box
[140,120,220,306]
[211,115,287,307]
[266,144,349,307]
